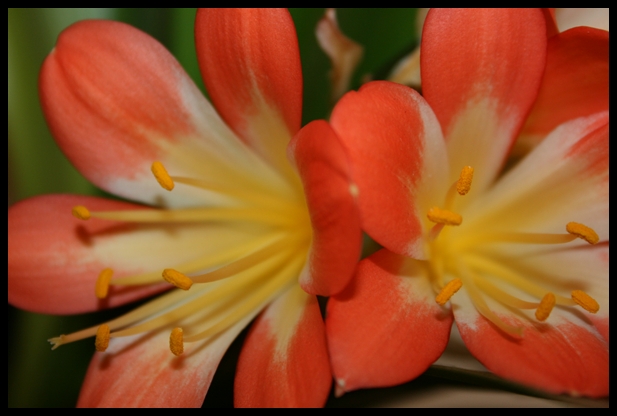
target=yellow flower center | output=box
[423,166,600,336]
[50,161,313,355]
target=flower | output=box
[8,9,362,407]
[321,9,608,397]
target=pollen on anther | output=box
[436,278,463,306]
[95,324,111,352]
[427,207,462,226]
[162,269,193,290]
[95,268,113,299]
[72,205,91,220]
[151,161,174,191]
[535,292,556,321]
[566,222,599,244]
[456,166,474,195]
[170,327,184,356]
[571,290,599,314]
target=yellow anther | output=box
[436,278,463,306]
[162,269,193,290]
[72,205,91,220]
[151,161,174,191]
[95,324,111,352]
[566,222,599,244]
[456,166,474,195]
[427,207,462,226]
[170,327,184,356]
[571,290,599,314]
[535,292,556,321]
[95,268,113,299]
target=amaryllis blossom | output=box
[8,9,362,407]
[321,9,608,397]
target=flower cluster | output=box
[8,8,607,407]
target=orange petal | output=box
[290,120,362,296]
[422,9,547,192]
[77,316,250,407]
[455,309,608,398]
[195,8,302,178]
[8,195,168,314]
[327,249,453,394]
[235,285,331,407]
[330,81,449,258]
[519,27,608,151]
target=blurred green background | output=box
[8,8,419,407]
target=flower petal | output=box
[326,249,453,394]
[519,27,608,150]
[195,8,302,180]
[421,8,547,192]
[234,285,331,407]
[330,81,449,258]
[454,305,608,397]
[466,111,608,243]
[8,194,255,314]
[290,120,362,296]
[40,19,283,208]
[77,312,253,407]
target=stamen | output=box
[170,327,184,356]
[566,222,599,245]
[95,324,110,352]
[95,268,113,299]
[151,161,174,191]
[473,276,538,310]
[427,207,462,226]
[162,269,193,290]
[435,278,462,306]
[72,205,91,220]
[456,261,523,337]
[535,293,556,321]
[571,290,599,313]
[456,166,474,195]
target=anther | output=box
[151,161,174,191]
[535,292,556,321]
[436,278,463,306]
[72,205,91,220]
[95,268,113,299]
[162,269,193,290]
[566,222,599,244]
[170,327,184,356]
[571,290,599,313]
[427,207,462,226]
[456,166,474,195]
[95,324,111,352]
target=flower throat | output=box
[424,166,600,336]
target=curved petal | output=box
[77,310,253,407]
[195,8,302,180]
[8,194,256,314]
[421,9,547,192]
[326,249,453,394]
[454,306,608,398]
[40,19,284,208]
[290,120,362,296]
[234,285,331,407]
[466,112,608,244]
[519,27,608,150]
[330,81,449,258]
